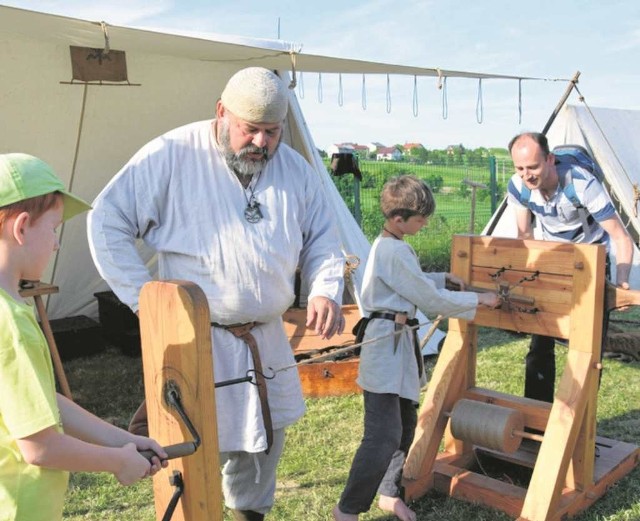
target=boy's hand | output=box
[132,435,168,475]
[478,292,501,308]
[115,443,156,485]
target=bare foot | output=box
[332,504,358,521]
[378,495,416,521]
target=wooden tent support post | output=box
[19,281,72,399]
[139,280,223,521]
[403,236,639,521]
[541,70,581,136]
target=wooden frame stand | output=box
[139,280,222,521]
[403,236,639,521]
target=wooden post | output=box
[139,280,222,521]
[19,281,72,399]
[462,180,487,234]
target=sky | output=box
[3,0,640,151]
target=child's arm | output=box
[15,395,167,486]
[56,394,164,454]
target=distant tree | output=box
[425,174,444,193]
[317,148,327,158]
[410,147,429,164]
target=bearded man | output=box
[88,67,345,521]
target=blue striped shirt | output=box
[506,164,616,248]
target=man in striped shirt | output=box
[506,132,633,402]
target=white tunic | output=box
[88,120,344,452]
[357,237,478,402]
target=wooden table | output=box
[19,281,72,399]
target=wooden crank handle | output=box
[139,441,198,462]
[606,281,640,310]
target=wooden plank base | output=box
[428,436,639,521]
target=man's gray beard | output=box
[218,118,281,178]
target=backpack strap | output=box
[559,167,591,232]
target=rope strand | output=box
[267,305,478,377]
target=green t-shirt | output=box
[0,288,68,521]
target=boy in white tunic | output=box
[333,175,499,521]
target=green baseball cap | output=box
[0,153,91,221]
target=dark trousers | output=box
[524,258,611,402]
[338,392,417,514]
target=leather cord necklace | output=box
[242,170,263,223]
[383,227,402,240]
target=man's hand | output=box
[306,296,344,340]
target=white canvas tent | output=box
[485,103,640,288]
[0,6,559,353]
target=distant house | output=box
[446,144,465,155]
[376,146,402,161]
[403,142,425,154]
[367,142,385,154]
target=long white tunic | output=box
[357,237,478,402]
[88,120,344,452]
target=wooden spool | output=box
[449,399,527,454]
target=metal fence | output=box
[328,156,514,271]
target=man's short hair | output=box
[508,132,550,157]
[380,175,435,220]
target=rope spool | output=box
[449,399,533,454]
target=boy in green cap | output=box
[0,153,167,521]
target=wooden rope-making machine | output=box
[136,235,639,521]
[403,235,639,521]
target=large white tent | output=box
[485,103,640,287]
[0,5,562,343]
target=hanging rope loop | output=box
[100,21,110,56]
[317,72,323,103]
[385,74,392,114]
[412,75,419,117]
[518,79,523,124]
[288,51,297,89]
[361,74,367,110]
[476,78,484,124]
[441,76,448,119]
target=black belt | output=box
[369,311,418,327]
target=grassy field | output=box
[60,314,639,521]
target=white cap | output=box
[220,67,288,123]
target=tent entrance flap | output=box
[69,46,129,83]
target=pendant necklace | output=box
[243,170,263,223]
[383,227,402,240]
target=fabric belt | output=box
[211,321,273,453]
[368,312,424,378]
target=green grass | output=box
[60,312,639,520]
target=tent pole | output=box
[485,70,581,235]
[541,70,581,135]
